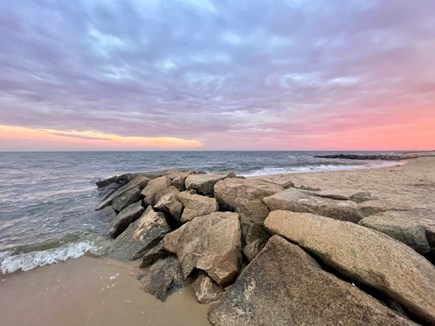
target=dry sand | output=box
[258,156,435,229]
[0,255,209,326]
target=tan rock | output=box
[141,176,171,206]
[164,212,241,286]
[264,210,435,324]
[208,235,415,326]
[263,188,363,222]
[177,191,219,223]
[185,172,236,196]
[191,272,224,304]
[163,170,195,191]
[214,178,283,223]
[153,187,183,225]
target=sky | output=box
[1,0,435,151]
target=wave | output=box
[242,164,368,177]
[0,240,105,274]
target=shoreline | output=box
[1,155,434,325]
[0,255,209,326]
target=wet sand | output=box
[0,255,210,326]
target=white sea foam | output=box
[241,161,401,177]
[0,241,104,274]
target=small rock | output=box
[153,187,183,225]
[350,191,378,203]
[141,176,171,206]
[185,172,236,196]
[141,256,185,301]
[299,185,321,191]
[177,191,219,223]
[214,178,283,223]
[191,272,224,304]
[163,170,195,191]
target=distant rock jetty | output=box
[314,152,435,161]
[95,169,435,325]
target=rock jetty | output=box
[96,169,435,325]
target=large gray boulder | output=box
[208,235,415,326]
[177,191,219,223]
[359,212,431,254]
[185,172,236,196]
[96,175,150,210]
[141,256,185,301]
[112,186,142,212]
[108,207,171,261]
[108,201,145,238]
[141,176,171,206]
[263,188,364,223]
[264,210,435,324]
[214,178,284,223]
[164,212,242,286]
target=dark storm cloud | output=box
[1,0,435,148]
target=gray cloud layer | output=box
[1,0,435,149]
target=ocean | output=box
[0,151,399,274]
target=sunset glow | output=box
[0,1,434,151]
[0,125,203,151]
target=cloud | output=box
[0,0,434,150]
[0,125,202,151]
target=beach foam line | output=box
[0,240,105,274]
[241,161,402,177]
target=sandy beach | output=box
[289,156,435,228]
[253,156,434,227]
[0,256,209,326]
[1,156,434,326]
